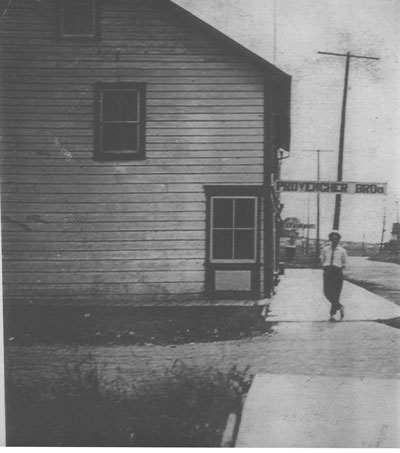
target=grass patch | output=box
[368,255,400,265]
[344,277,400,306]
[5,356,252,447]
[4,305,273,346]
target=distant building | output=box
[391,223,400,241]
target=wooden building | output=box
[0,0,291,306]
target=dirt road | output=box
[345,256,400,305]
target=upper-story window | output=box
[60,0,97,38]
[94,82,146,161]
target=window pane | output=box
[235,198,255,228]
[102,124,138,151]
[121,91,138,121]
[102,91,120,121]
[103,91,138,121]
[234,230,255,259]
[62,2,78,34]
[62,0,94,35]
[78,10,94,35]
[212,230,233,259]
[213,198,233,228]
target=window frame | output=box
[94,82,146,161]
[59,0,98,39]
[205,185,262,299]
[210,196,258,263]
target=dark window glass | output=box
[61,0,95,37]
[62,5,78,35]
[102,91,138,122]
[77,1,94,33]
[213,230,233,260]
[235,198,255,228]
[235,230,255,259]
[102,124,138,151]
[213,198,233,228]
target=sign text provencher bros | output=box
[275,180,387,195]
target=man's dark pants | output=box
[323,266,344,315]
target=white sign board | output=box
[276,180,387,195]
[284,223,316,229]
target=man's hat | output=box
[329,230,341,239]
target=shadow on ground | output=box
[4,305,276,346]
[377,317,400,330]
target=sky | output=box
[174,0,400,243]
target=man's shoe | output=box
[340,306,345,320]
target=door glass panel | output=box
[213,198,233,228]
[234,230,255,259]
[212,230,233,259]
[235,198,255,228]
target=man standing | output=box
[320,231,348,320]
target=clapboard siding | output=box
[0,0,278,305]
[3,250,204,261]
[2,175,260,185]
[0,146,263,154]
[1,158,264,167]
[6,271,203,285]
[6,260,205,273]
[2,202,206,213]
[2,290,207,306]
[2,241,205,252]
[2,212,205,223]
[1,221,203,233]
[1,167,263,177]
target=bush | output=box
[5,356,253,447]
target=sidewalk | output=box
[236,268,400,448]
[268,268,400,322]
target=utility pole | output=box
[306,197,310,256]
[396,200,399,241]
[302,149,334,260]
[273,0,277,65]
[318,51,379,230]
[361,227,365,256]
[380,205,386,254]
[302,199,306,255]
[316,150,320,259]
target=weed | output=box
[5,356,253,447]
[4,305,273,346]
